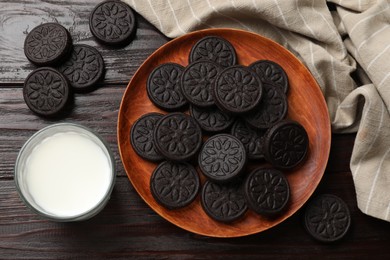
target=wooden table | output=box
[1,1,389,259]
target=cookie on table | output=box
[181,60,222,108]
[154,113,202,162]
[213,65,263,114]
[231,120,265,160]
[189,105,235,133]
[189,36,237,68]
[244,167,290,216]
[147,63,187,111]
[263,120,309,170]
[201,180,247,223]
[150,161,200,209]
[89,0,136,46]
[250,60,289,94]
[130,112,164,162]
[24,23,72,66]
[198,134,247,183]
[304,194,351,243]
[58,44,105,93]
[244,82,287,130]
[23,67,71,118]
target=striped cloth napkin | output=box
[123,0,390,222]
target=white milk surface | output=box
[25,132,111,217]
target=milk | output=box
[24,131,112,218]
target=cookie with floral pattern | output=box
[147,63,187,111]
[198,134,247,183]
[189,36,237,68]
[89,0,136,46]
[304,194,351,243]
[154,113,202,161]
[213,65,263,114]
[201,180,247,223]
[23,67,71,117]
[150,161,200,209]
[24,23,72,66]
[181,60,222,107]
[250,60,289,94]
[58,44,105,93]
[264,120,308,170]
[244,167,290,216]
[130,112,164,162]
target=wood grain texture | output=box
[0,0,168,85]
[1,173,390,259]
[117,28,331,237]
[1,0,390,258]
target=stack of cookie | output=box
[23,0,136,118]
[130,36,309,223]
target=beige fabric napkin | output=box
[123,0,390,222]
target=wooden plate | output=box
[117,28,331,238]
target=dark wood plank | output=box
[326,133,355,173]
[1,172,390,259]
[0,0,169,85]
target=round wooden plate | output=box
[117,28,331,238]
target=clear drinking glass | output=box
[14,123,116,221]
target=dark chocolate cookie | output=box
[201,180,247,223]
[250,60,289,94]
[198,134,247,183]
[23,67,71,117]
[214,65,263,114]
[147,63,187,111]
[181,60,222,107]
[130,112,164,162]
[24,23,72,66]
[189,105,234,133]
[58,44,105,93]
[244,82,288,130]
[154,113,202,162]
[264,120,309,170]
[244,167,290,216]
[304,194,351,243]
[150,161,200,209]
[189,36,237,68]
[231,120,265,160]
[89,0,136,46]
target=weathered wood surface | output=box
[2,168,390,259]
[1,0,390,259]
[0,0,168,85]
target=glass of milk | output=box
[14,123,116,221]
